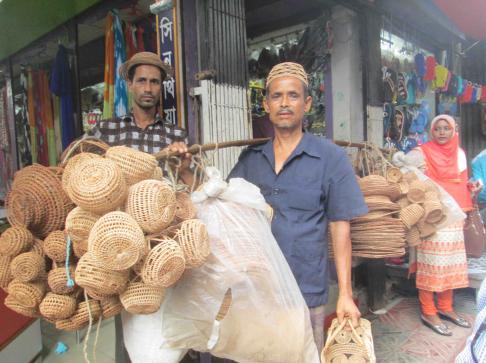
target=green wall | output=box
[0,0,102,61]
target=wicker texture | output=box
[43,231,67,262]
[120,281,165,314]
[85,287,116,300]
[67,158,128,214]
[105,145,158,186]
[407,180,426,203]
[88,211,145,270]
[65,207,100,243]
[5,189,40,228]
[216,289,232,321]
[399,204,425,229]
[266,62,308,87]
[396,197,410,209]
[141,237,185,287]
[423,200,443,224]
[8,279,47,308]
[417,221,437,238]
[175,219,210,268]
[61,152,102,192]
[174,191,197,222]
[56,300,101,332]
[358,175,389,197]
[364,195,400,212]
[30,239,45,257]
[60,138,110,167]
[100,296,123,319]
[39,292,77,320]
[0,255,12,289]
[4,294,39,318]
[423,179,440,194]
[75,252,129,295]
[152,166,164,180]
[73,239,88,258]
[125,180,176,233]
[386,183,401,201]
[386,167,403,183]
[397,181,409,196]
[403,171,418,182]
[406,226,422,247]
[0,226,34,257]
[48,266,77,295]
[10,252,45,282]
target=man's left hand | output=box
[166,141,192,173]
[336,294,361,328]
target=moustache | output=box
[278,109,293,114]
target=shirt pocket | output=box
[286,187,321,211]
[290,239,327,294]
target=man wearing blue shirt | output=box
[228,62,368,350]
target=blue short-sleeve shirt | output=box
[228,132,368,307]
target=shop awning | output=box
[433,0,486,40]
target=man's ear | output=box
[263,97,270,113]
[304,96,313,113]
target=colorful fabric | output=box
[114,12,128,117]
[424,56,437,81]
[415,221,468,292]
[136,25,145,52]
[103,12,115,119]
[415,53,426,77]
[481,86,486,102]
[460,82,474,104]
[431,65,448,89]
[26,68,37,163]
[418,289,453,315]
[471,149,486,203]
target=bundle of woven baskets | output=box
[0,141,210,331]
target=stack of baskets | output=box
[0,141,210,332]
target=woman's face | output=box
[431,119,454,145]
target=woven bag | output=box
[423,200,443,224]
[65,207,100,243]
[406,226,421,247]
[8,279,47,308]
[141,237,185,287]
[67,158,128,214]
[48,266,77,295]
[322,318,375,363]
[174,191,197,222]
[407,180,426,203]
[386,167,403,183]
[125,180,176,233]
[175,219,210,268]
[399,204,425,229]
[4,294,40,318]
[60,138,110,167]
[105,145,158,186]
[88,211,145,270]
[120,281,165,314]
[100,296,123,319]
[0,226,34,257]
[61,152,102,192]
[39,292,77,320]
[10,252,45,282]
[43,230,67,263]
[0,255,12,289]
[75,252,129,295]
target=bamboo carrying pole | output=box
[153,138,391,161]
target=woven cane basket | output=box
[406,226,422,247]
[65,207,100,243]
[60,138,110,167]
[175,219,210,268]
[424,190,440,201]
[43,230,67,262]
[407,180,426,203]
[423,179,440,194]
[75,252,129,295]
[105,145,158,186]
[88,211,145,270]
[120,281,165,314]
[141,237,185,287]
[125,180,176,233]
[174,191,197,222]
[403,171,418,183]
[56,300,102,332]
[5,189,40,228]
[61,152,102,192]
[10,252,45,282]
[39,292,77,320]
[417,221,437,239]
[423,200,443,224]
[386,183,402,201]
[396,197,410,209]
[399,204,425,229]
[100,296,123,319]
[67,158,128,214]
[0,255,12,289]
[8,279,47,308]
[152,166,164,181]
[4,294,39,318]
[322,318,375,363]
[386,167,403,183]
[85,287,115,300]
[31,239,45,257]
[73,239,88,258]
[48,266,77,295]
[397,181,409,196]
[358,175,389,197]
[0,226,34,257]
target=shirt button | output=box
[273,188,280,195]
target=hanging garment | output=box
[459,82,474,104]
[414,53,426,77]
[16,70,32,166]
[103,12,115,119]
[423,56,437,81]
[51,95,63,155]
[34,70,48,165]
[50,44,75,152]
[125,22,137,59]
[113,12,128,117]
[27,68,37,163]
[136,25,145,52]
[431,65,448,89]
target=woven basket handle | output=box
[323,318,365,352]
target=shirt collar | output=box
[122,113,165,126]
[256,131,321,158]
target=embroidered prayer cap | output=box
[266,62,309,88]
[119,52,173,81]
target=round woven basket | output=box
[30,239,45,257]
[5,189,41,228]
[0,255,12,289]
[358,175,390,197]
[75,252,129,295]
[125,180,176,233]
[60,138,110,166]
[8,279,46,308]
[43,230,67,263]
[396,197,410,209]
[48,266,77,295]
[65,207,100,243]
[397,181,409,196]
[105,145,158,186]
[88,211,145,271]
[84,287,116,300]
[10,252,45,282]
[423,200,443,224]
[4,294,39,318]
[174,191,197,222]
[0,226,34,257]
[386,167,403,183]
[364,195,400,212]
[61,152,102,192]
[152,166,164,181]
[403,171,418,183]
[100,296,123,319]
[407,180,426,204]
[175,219,210,268]
[66,158,128,215]
[424,190,440,201]
[406,226,421,247]
[386,183,401,201]
[417,221,437,238]
[120,281,165,314]
[39,293,77,320]
[141,237,185,287]
[56,300,102,332]
[72,239,88,259]
[399,204,425,229]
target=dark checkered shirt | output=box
[87,114,187,154]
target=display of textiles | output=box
[103,11,115,119]
[114,11,128,117]
[16,70,32,167]
[0,86,13,199]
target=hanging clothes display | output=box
[113,11,128,117]
[103,12,115,119]
[27,68,37,163]
[33,70,48,165]
[16,69,32,167]
[50,44,75,152]
[0,86,12,198]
